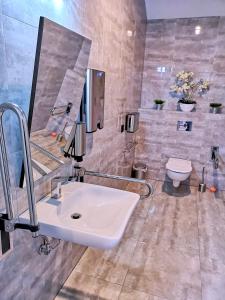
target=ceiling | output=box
[145,0,225,20]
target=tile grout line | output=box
[2,12,38,29]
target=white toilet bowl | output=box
[166,158,192,188]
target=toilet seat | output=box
[166,158,192,173]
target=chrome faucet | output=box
[51,167,85,199]
[51,176,70,199]
[211,146,219,169]
[0,103,39,237]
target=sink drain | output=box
[71,213,82,220]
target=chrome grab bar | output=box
[50,102,72,116]
[84,170,153,199]
[51,168,153,200]
[0,103,39,237]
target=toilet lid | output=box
[166,158,192,173]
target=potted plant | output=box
[178,98,196,112]
[210,103,222,114]
[154,99,165,110]
[170,71,210,112]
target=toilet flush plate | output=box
[177,121,192,131]
[19,181,139,249]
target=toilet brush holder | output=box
[198,166,206,193]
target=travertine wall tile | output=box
[138,17,225,189]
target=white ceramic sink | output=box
[20,181,139,249]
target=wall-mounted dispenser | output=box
[82,69,105,133]
[125,112,139,133]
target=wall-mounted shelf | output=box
[139,107,225,116]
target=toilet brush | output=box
[198,166,206,192]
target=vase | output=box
[210,107,221,114]
[155,104,163,110]
[179,103,195,112]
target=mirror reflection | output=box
[28,17,91,181]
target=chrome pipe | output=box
[84,170,153,199]
[63,122,77,156]
[0,103,39,237]
[30,141,64,165]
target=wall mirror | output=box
[27,17,91,182]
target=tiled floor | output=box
[55,180,225,300]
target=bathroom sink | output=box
[20,181,139,249]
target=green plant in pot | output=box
[210,102,222,114]
[170,71,210,112]
[154,99,165,110]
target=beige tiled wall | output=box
[81,0,146,178]
[0,1,147,299]
[136,17,225,190]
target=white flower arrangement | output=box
[170,71,210,104]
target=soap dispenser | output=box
[83,69,105,133]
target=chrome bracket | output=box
[38,236,60,255]
[0,215,14,232]
[0,214,40,233]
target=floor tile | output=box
[119,286,168,300]
[139,190,199,254]
[133,195,154,218]
[75,238,137,285]
[124,241,201,300]
[201,271,225,300]
[119,286,149,300]
[123,214,146,240]
[197,191,225,263]
[55,272,122,300]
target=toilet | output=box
[166,158,192,188]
